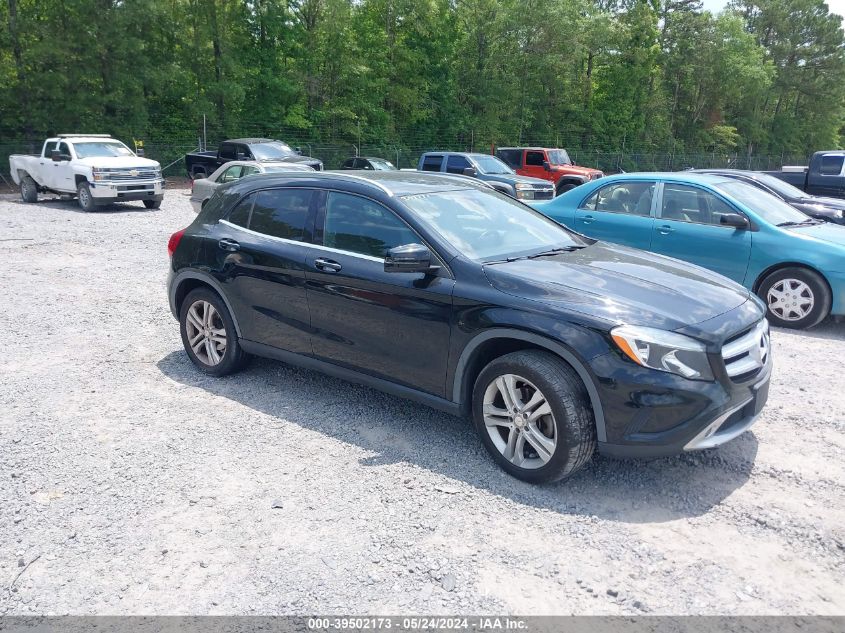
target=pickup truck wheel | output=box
[143,199,162,210]
[556,183,577,195]
[758,267,831,329]
[472,350,596,483]
[77,182,96,212]
[20,175,38,203]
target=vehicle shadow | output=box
[156,350,758,524]
[5,196,156,214]
[780,318,845,342]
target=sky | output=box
[701,0,845,21]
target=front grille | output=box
[103,169,159,181]
[534,190,554,200]
[721,319,770,382]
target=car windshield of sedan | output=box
[547,150,571,165]
[473,156,514,175]
[74,142,135,158]
[714,180,812,225]
[401,188,585,260]
[250,142,296,160]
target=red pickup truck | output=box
[496,147,603,195]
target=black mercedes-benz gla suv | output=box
[167,171,772,483]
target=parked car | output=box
[9,134,164,211]
[189,160,314,213]
[167,171,770,483]
[764,151,845,199]
[496,147,604,195]
[692,169,845,225]
[532,172,845,329]
[417,152,554,200]
[340,156,398,170]
[185,138,322,179]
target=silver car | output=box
[189,160,315,213]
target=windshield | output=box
[473,155,514,175]
[250,141,296,160]
[401,189,584,260]
[369,158,397,171]
[714,181,811,225]
[547,150,571,165]
[74,142,134,158]
[752,173,808,200]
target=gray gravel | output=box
[1,190,844,615]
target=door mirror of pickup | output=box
[384,243,437,274]
[462,167,477,177]
[720,213,750,229]
[542,161,551,171]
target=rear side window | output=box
[249,189,314,240]
[525,151,545,166]
[227,193,255,228]
[323,192,418,258]
[219,143,237,160]
[584,181,656,216]
[421,155,443,172]
[819,155,844,176]
[497,149,522,168]
[446,155,471,174]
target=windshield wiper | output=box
[485,246,586,265]
[777,219,821,227]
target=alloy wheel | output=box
[185,300,227,366]
[767,278,814,322]
[482,374,557,469]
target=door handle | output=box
[657,225,674,235]
[315,257,342,273]
[579,215,595,224]
[218,238,241,252]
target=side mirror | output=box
[462,167,477,178]
[720,213,750,229]
[136,148,145,157]
[384,243,436,274]
[543,161,551,171]
[51,149,63,162]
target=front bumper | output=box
[89,179,165,203]
[591,340,772,459]
[827,270,845,316]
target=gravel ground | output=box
[0,190,844,616]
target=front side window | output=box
[422,155,443,172]
[584,181,655,216]
[219,144,237,160]
[323,192,419,258]
[249,189,313,240]
[525,151,545,167]
[57,143,71,159]
[446,155,471,174]
[661,184,739,226]
[219,165,244,183]
[819,155,844,176]
[342,158,355,168]
[402,188,584,261]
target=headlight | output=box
[92,167,107,181]
[610,325,713,381]
[514,183,531,190]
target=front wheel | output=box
[180,288,248,376]
[556,183,577,195]
[77,182,96,212]
[20,175,38,203]
[143,199,162,209]
[757,267,831,329]
[472,350,596,483]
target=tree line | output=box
[1,0,843,163]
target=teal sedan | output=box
[532,173,845,329]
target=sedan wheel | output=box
[185,299,227,366]
[767,279,814,323]
[483,374,556,468]
[758,267,830,329]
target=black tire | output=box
[20,175,38,203]
[757,267,831,329]
[179,287,249,376]
[556,182,577,195]
[143,199,162,209]
[77,182,96,212]
[472,350,596,483]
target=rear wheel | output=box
[472,350,596,483]
[180,288,248,376]
[757,267,831,329]
[556,182,577,195]
[77,182,96,212]
[20,175,38,203]
[143,199,162,209]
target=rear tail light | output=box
[168,229,185,258]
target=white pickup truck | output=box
[9,134,165,211]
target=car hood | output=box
[483,173,551,186]
[76,156,161,169]
[797,196,845,210]
[787,222,845,248]
[483,242,752,331]
[554,165,602,177]
[263,155,322,167]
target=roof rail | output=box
[57,134,113,138]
